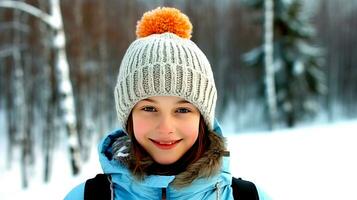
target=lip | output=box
[150,139,182,150]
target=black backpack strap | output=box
[231,177,259,200]
[84,174,113,200]
[84,174,258,200]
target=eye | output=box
[176,108,191,113]
[142,106,157,112]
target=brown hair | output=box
[126,113,210,178]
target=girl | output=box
[65,7,264,200]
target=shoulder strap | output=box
[231,177,259,200]
[84,174,259,200]
[84,174,113,200]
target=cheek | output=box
[132,114,152,140]
[180,118,200,142]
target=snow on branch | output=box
[0,0,59,29]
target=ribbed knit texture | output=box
[114,32,217,131]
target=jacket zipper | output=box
[162,188,167,200]
[215,182,220,200]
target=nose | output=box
[156,115,174,134]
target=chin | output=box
[154,157,179,165]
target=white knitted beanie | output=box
[114,7,217,131]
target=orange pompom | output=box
[136,7,192,39]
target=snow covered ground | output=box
[0,119,356,200]
[227,120,357,200]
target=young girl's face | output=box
[132,96,200,165]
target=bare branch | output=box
[0,1,58,29]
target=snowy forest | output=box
[0,0,357,197]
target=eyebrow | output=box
[142,98,190,104]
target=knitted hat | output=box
[114,7,217,131]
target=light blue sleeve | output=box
[63,182,85,200]
[256,185,273,200]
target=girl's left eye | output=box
[142,106,157,112]
[176,108,190,113]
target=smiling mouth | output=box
[150,139,182,149]
[150,139,182,145]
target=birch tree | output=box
[0,0,81,176]
[263,0,277,129]
[243,0,326,128]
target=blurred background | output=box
[0,0,357,199]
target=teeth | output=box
[151,139,181,145]
[158,141,174,145]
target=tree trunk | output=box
[11,3,30,188]
[264,0,277,130]
[50,0,81,175]
[5,57,16,170]
[44,66,56,182]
